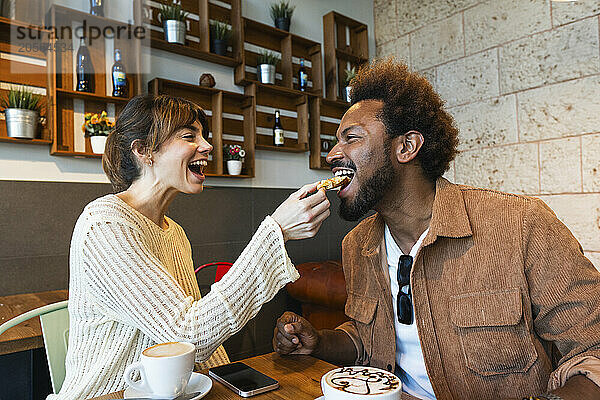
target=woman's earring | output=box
[148,158,153,167]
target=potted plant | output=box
[256,50,280,85]
[159,1,189,45]
[82,111,114,154]
[1,86,42,139]
[270,1,295,32]
[344,66,357,103]
[224,144,245,175]
[210,20,231,56]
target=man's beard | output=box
[339,144,394,221]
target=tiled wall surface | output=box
[374,0,600,268]
[0,180,358,359]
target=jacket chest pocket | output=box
[450,288,538,376]
[345,293,378,358]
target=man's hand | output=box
[273,311,320,355]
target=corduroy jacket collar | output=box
[360,177,473,256]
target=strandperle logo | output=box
[14,20,148,46]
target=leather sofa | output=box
[286,260,349,330]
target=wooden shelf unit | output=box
[309,97,348,170]
[0,136,52,145]
[245,82,309,153]
[56,88,131,104]
[234,18,323,96]
[47,4,143,158]
[149,78,255,178]
[144,0,242,67]
[53,90,127,158]
[323,11,368,101]
[0,16,54,144]
[292,34,323,96]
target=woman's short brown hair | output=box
[102,94,209,192]
[350,58,459,182]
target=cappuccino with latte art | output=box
[321,366,401,400]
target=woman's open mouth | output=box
[188,160,207,179]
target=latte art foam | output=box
[325,367,400,395]
[143,342,193,358]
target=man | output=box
[273,59,600,400]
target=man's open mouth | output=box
[188,160,207,176]
[333,168,355,190]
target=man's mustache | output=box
[329,160,357,171]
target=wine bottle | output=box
[298,58,308,92]
[112,49,128,98]
[76,36,95,93]
[90,0,104,17]
[273,110,284,147]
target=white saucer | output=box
[124,372,212,399]
[315,397,325,400]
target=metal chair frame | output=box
[194,262,233,283]
[0,300,69,393]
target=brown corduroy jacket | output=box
[336,178,600,400]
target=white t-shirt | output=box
[384,224,436,400]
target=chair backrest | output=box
[40,302,70,393]
[0,300,69,394]
[195,262,233,283]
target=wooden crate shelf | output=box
[291,34,323,96]
[323,11,368,101]
[56,88,131,104]
[149,37,239,67]
[309,97,348,170]
[47,4,143,157]
[246,82,309,153]
[47,5,131,30]
[205,172,252,178]
[144,0,241,68]
[0,16,54,144]
[53,93,128,157]
[335,48,367,64]
[149,78,255,178]
[49,4,143,96]
[51,150,102,159]
[0,15,48,33]
[0,136,52,145]
[234,18,323,96]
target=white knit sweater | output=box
[49,194,299,400]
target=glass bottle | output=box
[90,0,104,17]
[76,36,95,93]
[111,49,128,98]
[298,58,308,92]
[273,110,284,147]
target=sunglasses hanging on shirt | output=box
[397,254,413,325]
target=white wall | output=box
[0,0,375,188]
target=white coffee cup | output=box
[321,366,401,400]
[124,341,196,399]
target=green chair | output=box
[0,300,69,393]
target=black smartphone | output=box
[208,362,279,397]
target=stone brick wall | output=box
[374,0,600,268]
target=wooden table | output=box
[0,290,69,355]
[91,352,422,400]
[92,352,335,400]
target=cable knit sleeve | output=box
[81,215,299,361]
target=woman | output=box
[50,95,330,400]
